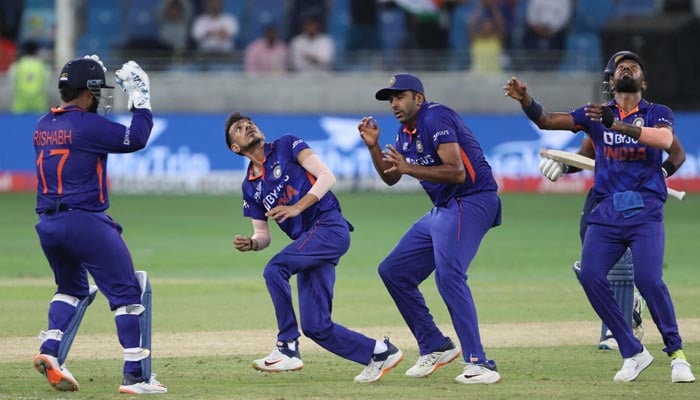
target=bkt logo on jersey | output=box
[604,131,638,146]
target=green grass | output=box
[1,192,699,399]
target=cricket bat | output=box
[540,149,686,201]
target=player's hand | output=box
[539,157,566,181]
[585,103,614,128]
[83,54,106,73]
[382,144,408,175]
[358,116,380,148]
[503,77,528,102]
[233,235,254,252]
[115,61,151,111]
[265,205,301,224]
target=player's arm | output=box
[234,219,271,252]
[587,104,673,150]
[503,76,576,130]
[358,116,402,186]
[382,142,466,184]
[265,148,335,223]
[663,134,685,178]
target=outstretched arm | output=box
[503,76,577,131]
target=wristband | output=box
[523,99,543,122]
[601,106,614,128]
[662,160,677,178]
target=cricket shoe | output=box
[119,373,168,394]
[405,337,461,378]
[598,333,619,351]
[354,337,403,383]
[613,347,653,382]
[455,359,501,384]
[253,340,303,372]
[33,353,79,391]
[671,358,696,383]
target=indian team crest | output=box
[273,165,282,178]
[416,139,424,153]
[388,76,396,87]
[632,117,644,127]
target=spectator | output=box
[191,0,239,53]
[468,0,506,74]
[244,24,289,74]
[521,0,572,70]
[157,0,193,55]
[289,15,335,74]
[9,41,50,113]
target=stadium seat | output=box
[615,0,657,17]
[559,32,602,72]
[448,3,475,71]
[328,0,349,70]
[238,0,287,49]
[124,0,160,41]
[570,0,615,33]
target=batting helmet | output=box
[58,58,113,90]
[602,51,646,100]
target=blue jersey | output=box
[241,135,343,240]
[570,99,671,202]
[33,106,153,213]
[393,102,498,206]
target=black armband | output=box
[601,106,614,128]
[523,99,543,122]
[662,160,677,178]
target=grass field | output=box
[1,192,698,399]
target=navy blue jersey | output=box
[570,99,671,202]
[33,106,153,213]
[393,102,498,206]
[241,135,343,240]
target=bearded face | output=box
[615,76,641,94]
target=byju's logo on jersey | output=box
[604,131,638,146]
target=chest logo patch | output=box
[416,139,424,153]
[632,117,644,127]
[273,165,282,179]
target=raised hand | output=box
[115,61,151,111]
[358,116,380,148]
[503,77,529,102]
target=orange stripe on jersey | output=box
[460,149,476,183]
[306,171,316,185]
[616,104,639,121]
[96,157,105,203]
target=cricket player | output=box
[359,74,503,384]
[225,113,403,383]
[504,51,695,383]
[32,56,167,394]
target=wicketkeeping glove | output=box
[114,61,151,111]
[539,157,567,182]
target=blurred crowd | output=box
[1,0,698,80]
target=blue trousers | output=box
[579,194,683,358]
[378,192,501,363]
[263,210,375,365]
[36,209,144,376]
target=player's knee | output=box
[300,322,332,342]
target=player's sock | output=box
[670,349,687,361]
[373,339,388,354]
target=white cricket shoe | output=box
[671,358,696,383]
[599,334,619,351]
[613,347,653,382]
[33,353,79,391]
[118,374,167,394]
[253,341,303,372]
[405,339,461,378]
[455,360,501,384]
[354,337,403,383]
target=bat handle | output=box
[668,187,686,201]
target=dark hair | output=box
[224,112,251,149]
[59,86,86,102]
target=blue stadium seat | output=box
[559,32,602,72]
[448,3,475,71]
[570,0,615,33]
[125,0,160,40]
[615,0,657,17]
[378,5,407,70]
[328,0,349,70]
[238,0,287,48]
